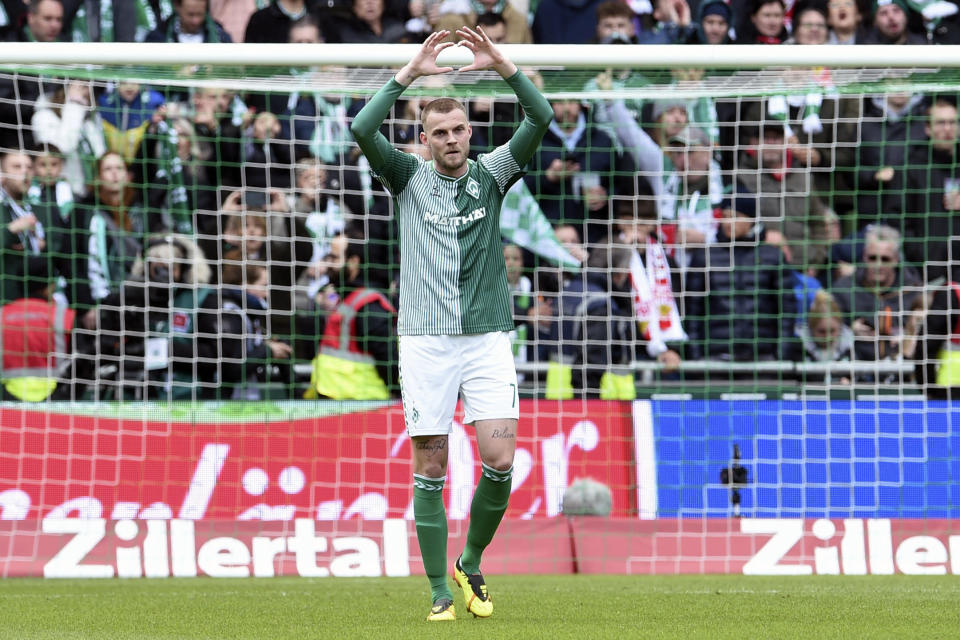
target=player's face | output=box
[751,2,784,37]
[421,109,472,178]
[28,0,63,42]
[701,15,728,44]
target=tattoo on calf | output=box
[415,439,447,454]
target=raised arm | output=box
[350,32,455,178]
[456,26,553,167]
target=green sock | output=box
[460,463,513,575]
[413,474,452,603]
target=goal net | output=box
[1,43,958,578]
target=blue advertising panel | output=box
[652,400,960,518]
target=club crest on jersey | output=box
[466,178,480,199]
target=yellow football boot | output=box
[426,598,456,621]
[453,556,493,618]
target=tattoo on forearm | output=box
[491,429,515,439]
[416,440,447,455]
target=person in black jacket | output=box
[855,91,926,229]
[830,223,923,361]
[0,0,67,149]
[5,0,64,42]
[244,0,318,43]
[67,233,215,400]
[144,0,232,43]
[554,239,635,396]
[323,0,409,43]
[903,98,960,283]
[685,188,799,363]
[218,260,293,399]
[524,98,624,242]
[911,282,960,397]
[863,0,926,45]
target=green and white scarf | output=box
[71,0,170,42]
[768,92,823,136]
[153,119,192,234]
[308,97,352,165]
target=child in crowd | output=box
[27,143,73,298]
[31,80,107,197]
[796,289,856,384]
[222,211,268,261]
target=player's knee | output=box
[481,454,515,473]
[414,459,448,478]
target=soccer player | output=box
[350,27,552,621]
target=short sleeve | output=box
[479,143,523,194]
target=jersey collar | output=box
[431,158,474,182]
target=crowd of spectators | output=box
[1,0,958,401]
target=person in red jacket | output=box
[0,255,74,401]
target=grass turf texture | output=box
[1,575,958,639]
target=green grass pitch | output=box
[1,575,958,639]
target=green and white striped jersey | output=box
[351,72,553,337]
[380,145,521,335]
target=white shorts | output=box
[399,332,519,436]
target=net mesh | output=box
[1,55,959,577]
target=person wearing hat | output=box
[607,90,723,262]
[685,186,799,364]
[687,0,733,43]
[663,125,720,250]
[865,0,926,43]
[0,254,74,401]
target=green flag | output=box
[500,181,580,269]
